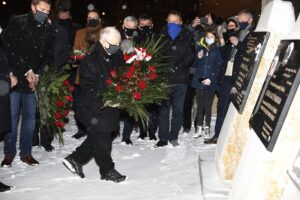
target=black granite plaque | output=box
[250,40,300,152]
[231,32,270,113]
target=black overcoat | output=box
[0,48,11,134]
[76,42,124,132]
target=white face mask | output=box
[205,37,215,45]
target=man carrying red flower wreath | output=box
[63,27,127,183]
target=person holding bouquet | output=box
[191,26,223,139]
[1,0,54,167]
[63,27,127,183]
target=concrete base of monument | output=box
[198,150,232,200]
[281,178,300,200]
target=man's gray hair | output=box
[99,26,121,43]
[123,16,138,25]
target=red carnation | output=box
[63,110,70,116]
[148,66,156,72]
[55,112,62,119]
[63,79,70,86]
[106,79,112,85]
[110,70,116,77]
[138,80,147,90]
[69,85,75,92]
[133,91,141,100]
[129,66,135,72]
[125,71,133,79]
[55,121,61,127]
[115,85,122,92]
[135,60,141,66]
[65,95,73,102]
[57,100,64,107]
[149,73,158,80]
[59,122,65,128]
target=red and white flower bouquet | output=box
[103,38,170,124]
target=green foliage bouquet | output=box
[35,66,73,144]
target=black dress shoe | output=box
[21,155,39,166]
[149,135,157,141]
[182,128,190,133]
[43,145,55,152]
[0,182,15,192]
[101,169,127,183]
[154,140,168,148]
[63,155,85,178]
[121,138,133,145]
[204,137,218,144]
[137,135,146,140]
[72,131,86,139]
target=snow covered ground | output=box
[0,112,219,200]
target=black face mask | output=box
[139,26,153,36]
[87,19,100,28]
[105,41,120,55]
[34,10,49,24]
[124,28,137,38]
[223,29,237,44]
[59,19,72,28]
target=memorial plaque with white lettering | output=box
[249,40,300,152]
[231,32,270,113]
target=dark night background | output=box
[0,0,299,29]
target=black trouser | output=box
[32,111,54,147]
[214,76,233,138]
[122,104,159,139]
[195,89,215,127]
[182,82,197,130]
[122,114,146,139]
[71,128,114,176]
[73,85,87,134]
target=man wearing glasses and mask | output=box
[63,27,127,183]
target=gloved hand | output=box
[104,101,120,108]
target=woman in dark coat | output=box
[191,26,223,139]
[63,27,127,183]
[0,46,17,192]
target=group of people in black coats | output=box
[0,0,256,188]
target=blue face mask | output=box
[167,23,182,40]
[239,22,249,30]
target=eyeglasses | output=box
[106,40,120,47]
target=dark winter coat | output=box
[1,12,54,93]
[0,48,11,134]
[218,30,239,84]
[191,37,223,91]
[76,42,125,132]
[51,23,71,70]
[159,26,195,85]
[57,19,81,47]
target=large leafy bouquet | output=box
[35,65,73,144]
[103,37,170,124]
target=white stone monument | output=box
[231,13,300,200]
[216,0,295,183]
